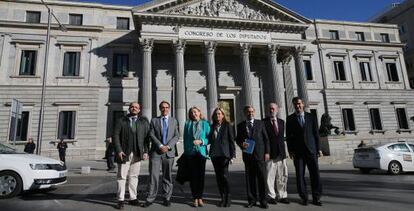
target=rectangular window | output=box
[342,108,356,131]
[334,61,346,81]
[26,11,41,23]
[113,53,129,77]
[16,111,30,141]
[303,60,313,80]
[58,111,76,139]
[386,63,399,82]
[396,108,409,129]
[369,108,383,130]
[9,111,30,141]
[356,32,365,41]
[19,50,37,75]
[116,17,130,30]
[63,52,80,76]
[69,14,83,26]
[359,62,373,81]
[380,33,390,43]
[329,30,339,40]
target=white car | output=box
[353,141,414,175]
[0,143,67,199]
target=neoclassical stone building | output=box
[0,0,413,161]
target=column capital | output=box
[267,44,280,56]
[292,45,306,56]
[240,43,251,55]
[140,38,153,52]
[204,41,217,54]
[173,39,186,53]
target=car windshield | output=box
[0,143,18,154]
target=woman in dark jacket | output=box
[209,107,236,207]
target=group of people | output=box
[112,96,322,210]
[23,138,67,166]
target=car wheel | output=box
[388,161,402,175]
[359,168,371,174]
[0,171,23,199]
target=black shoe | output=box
[129,199,140,206]
[141,201,152,207]
[279,198,290,204]
[312,199,322,206]
[115,201,124,210]
[268,198,277,204]
[300,198,308,206]
[245,202,256,208]
[163,199,171,207]
[260,202,269,209]
[217,200,224,207]
[224,200,231,207]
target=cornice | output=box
[0,21,104,32]
[133,12,309,33]
[315,39,405,48]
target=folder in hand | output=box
[243,139,255,154]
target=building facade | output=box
[1,0,413,161]
[370,0,414,89]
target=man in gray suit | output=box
[142,101,179,207]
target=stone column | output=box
[174,40,186,135]
[267,44,284,108]
[293,46,309,108]
[240,43,253,106]
[204,41,218,120]
[140,38,153,119]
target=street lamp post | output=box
[35,7,51,155]
[36,0,66,155]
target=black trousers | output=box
[244,156,267,204]
[293,153,322,201]
[189,155,206,199]
[212,157,230,201]
[59,152,66,163]
[106,155,115,169]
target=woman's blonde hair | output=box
[211,107,228,124]
[188,106,204,121]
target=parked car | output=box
[0,142,67,199]
[353,141,414,175]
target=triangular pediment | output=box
[134,0,310,24]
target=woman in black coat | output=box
[209,107,236,207]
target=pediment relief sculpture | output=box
[165,0,292,22]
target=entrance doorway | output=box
[218,99,235,125]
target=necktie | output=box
[248,121,253,138]
[272,119,279,135]
[298,115,305,127]
[162,117,168,145]
[131,117,137,127]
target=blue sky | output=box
[73,0,401,22]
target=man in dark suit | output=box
[113,102,150,209]
[263,103,290,205]
[142,101,179,207]
[236,105,270,209]
[286,97,322,206]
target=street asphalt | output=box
[1,158,413,211]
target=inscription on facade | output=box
[179,27,271,43]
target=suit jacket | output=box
[113,115,150,162]
[208,122,236,159]
[236,119,270,161]
[286,112,320,156]
[263,117,286,160]
[149,116,179,158]
[183,120,210,158]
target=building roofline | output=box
[6,0,133,11]
[314,19,399,29]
